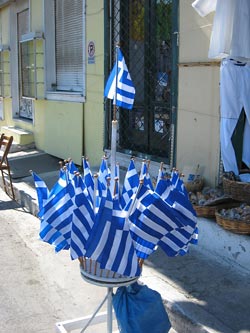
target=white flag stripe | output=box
[115,92,134,105]
[160,235,186,252]
[173,202,196,222]
[105,229,123,269]
[131,239,155,256]
[89,222,112,261]
[130,222,159,244]
[118,235,134,274]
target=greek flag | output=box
[170,170,188,198]
[129,183,198,259]
[85,187,141,277]
[70,175,95,260]
[98,157,110,185]
[49,169,67,198]
[65,159,79,181]
[140,160,154,190]
[155,177,198,250]
[31,171,49,209]
[82,157,94,203]
[38,181,75,249]
[104,48,135,110]
[32,171,69,252]
[120,159,139,209]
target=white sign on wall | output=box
[88,40,95,64]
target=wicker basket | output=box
[215,210,250,235]
[184,178,204,193]
[78,257,140,287]
[194,205,217,218]
[194,201,238,219]
[222,177,250,204]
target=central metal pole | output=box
[107,287,113,333]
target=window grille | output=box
[19,32,44,99]
[0,46,11,98]
[105,0,176,164]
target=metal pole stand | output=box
[55,263,138,333]
[55,287,115,333]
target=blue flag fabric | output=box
[171,170,189,198]
[140,160,154,191]
[104,48,135,110]
[33,158,198,275]
[49,169,67,198]
[70,175,95,260]
[32,171,70,252]
[129,183,198,259]
[120,159,139,210]
[85,187,141,277]
[82,157,94,203]
[38,181,75,248]
[31,171,49,210]
[155,178,198,253]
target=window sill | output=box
[45,91,85,103]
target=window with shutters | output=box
[44,0,85,102]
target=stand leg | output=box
[79,293,108,333]
[107,287,113,333]
[56,286,117,332]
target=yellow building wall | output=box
[0,0,84,166]
[177,0,221,186]
[83,0,105,167]
[39,101,84,163]
[30,0,43,32]
[0,6,10,45]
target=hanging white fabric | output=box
[220,58,250,175]
[192,0,250,60]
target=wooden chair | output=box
[0,133,15,199]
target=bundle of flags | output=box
[32,157,198,279]
[32,48,198,279]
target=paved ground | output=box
[0,189,110,333]
[1,148,250,332]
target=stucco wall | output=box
[41,101,84,164]
[83,0,105,167]
[177,1,221,186]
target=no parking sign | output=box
[88,41,95,64]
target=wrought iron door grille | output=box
[105,0,174,163]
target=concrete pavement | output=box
[1,147,250,332]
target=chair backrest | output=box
[0,133,13,167]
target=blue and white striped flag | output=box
[155,178,198,251]
[171,169,188,198]
[85,186,140,277]
[129,183,197,259]
[31,171,49,209]
[140,160,154,191]
[98,157,110,185]
[70,175,95,260]
[32,171,69,252]
[120,159,139,209]
[49,168,67,198]
[104,48,135,110]
[65,159,79,181]
[38,181,75,249]
[82,157,94,203]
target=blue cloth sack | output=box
[112,282,171,333]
